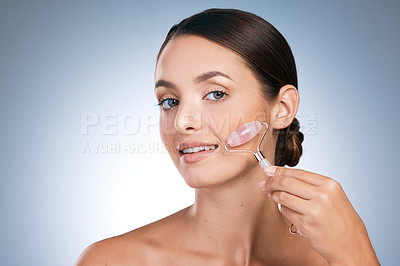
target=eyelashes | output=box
[157,89,229,111]
[157,97,180,109]
[204,90,226,100]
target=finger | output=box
[264,165,325,186]
[266,175,317,200]
[269,190,309,215]
[279,205,305,235]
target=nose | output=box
[174,102,201,134]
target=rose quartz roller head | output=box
[225,121,271,170]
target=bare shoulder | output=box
[75,207,191,266]
[74,233,148,266]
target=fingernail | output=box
[264,165,276,176]
[258,180,266,190]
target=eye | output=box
[205,90,227,100]
[159,98,179,109]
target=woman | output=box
[76,8,379,265]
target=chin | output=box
[177,156,255,189]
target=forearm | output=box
[328,232,379,266]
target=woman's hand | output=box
[259,165,379,265]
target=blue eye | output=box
[205,90,227,100]
[159,98,179,109]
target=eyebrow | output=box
[155,71,233,90]
[194,71,233,84]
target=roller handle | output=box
[258,158,271,171]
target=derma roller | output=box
[224,121,271,170]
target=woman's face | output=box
[155,35,277,188]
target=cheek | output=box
[207,105,270,153]
[159,112,176,152]
[205,108,259,138]
[201,111,231,141]
[218,96,267,130]
[202,102,250,133]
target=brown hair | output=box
[156,8,304,167]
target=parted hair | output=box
[157,8,304,167]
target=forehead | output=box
[155,35,249,82]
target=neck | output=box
[185,164,291,263]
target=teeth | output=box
[182,145,217,154]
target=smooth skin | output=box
[76,35,379,265]
[260,166,379,265]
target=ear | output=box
[272,85,299,129]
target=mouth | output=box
[178,144,220,163]
[180,144,218,154]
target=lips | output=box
[177,141,220,163]
[178,141,219,152]
[182,145,218,154]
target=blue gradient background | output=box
[1,0,399,265]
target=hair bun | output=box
[275,118,304,167]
